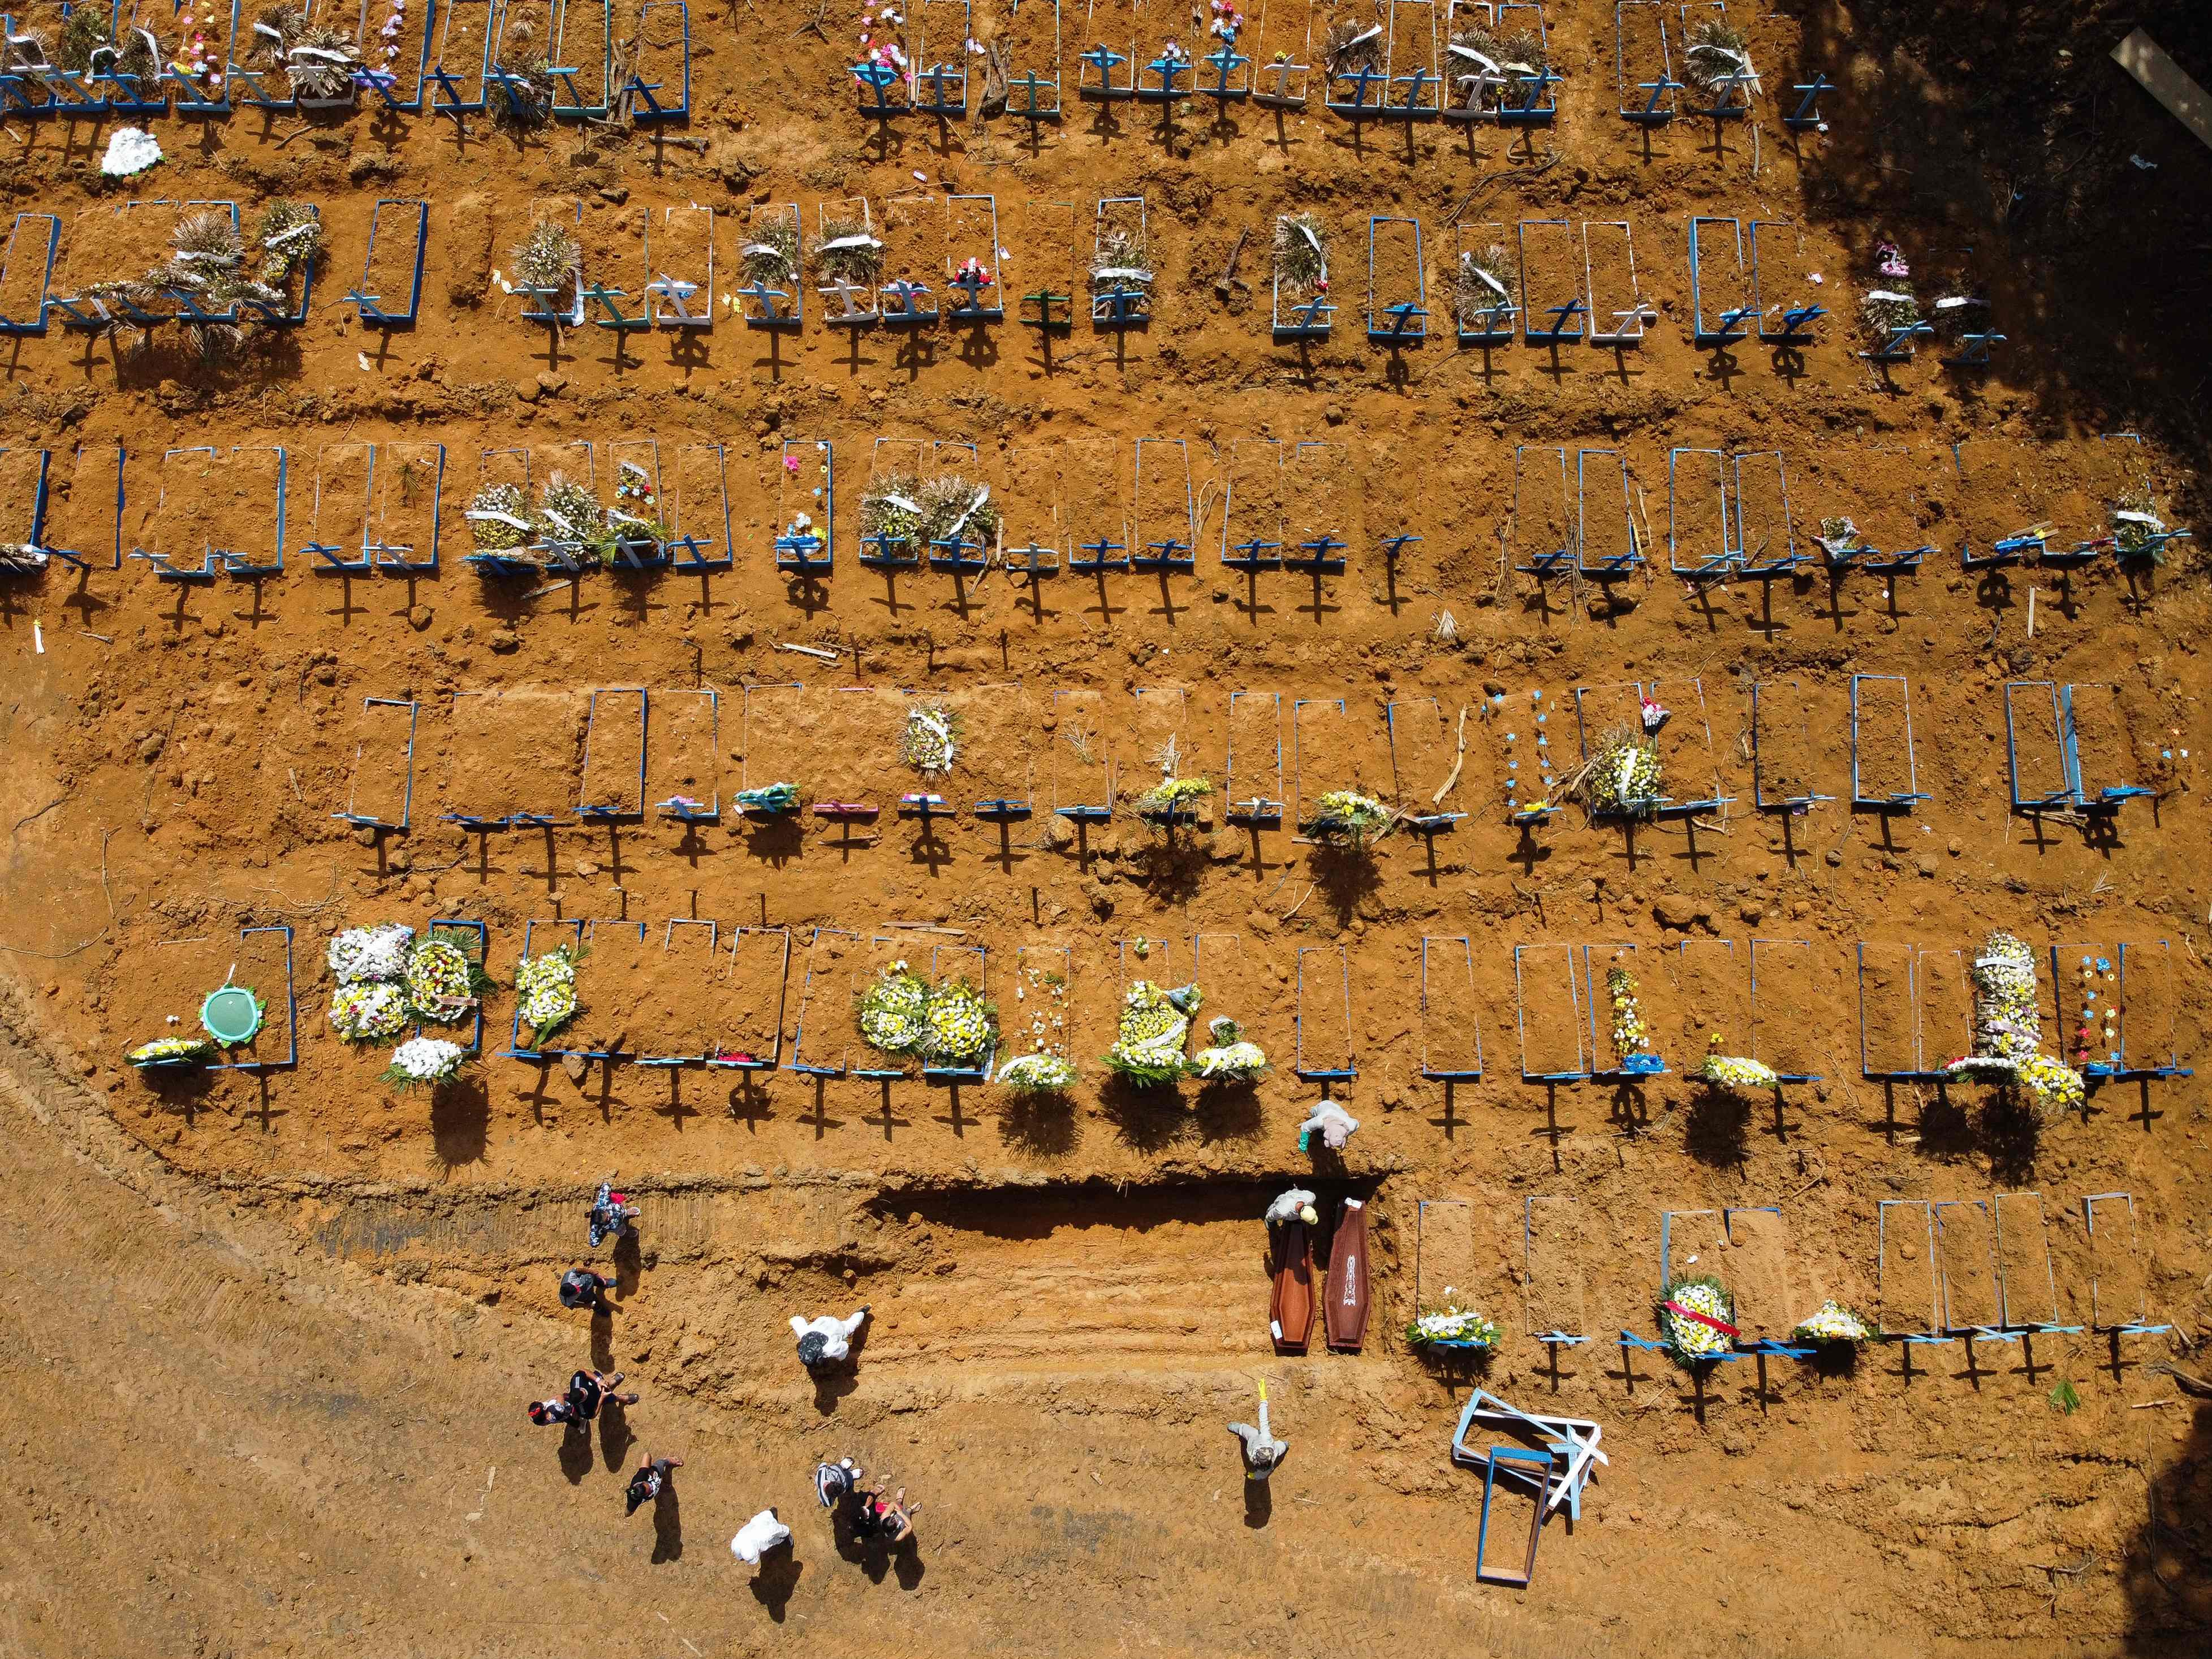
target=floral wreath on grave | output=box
[1655,1274,1738,1367]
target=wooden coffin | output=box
[1270,1221,1314,1355]
[1324,1197,1371,1352]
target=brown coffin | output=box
[1270,1221,1314,1355]
[1324,1197,1370,1352]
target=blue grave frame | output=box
[1293,945,1356,1081]
[206,924,300,1073]
[1749,678,1835,812]
[347,199,430,328]
[774,439,835,576]
[1224,689,1283,827]
[413,917,490,1053]
[1417,935,1484,1080]
[0,212,59,334]
[1512,941,1588,1083]
[1847,674,1928,811]
[577,686,649,822]
[1365,214,1428,345]
[627,0,690,121]
[503,919,639,1063]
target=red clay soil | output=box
[4,1,2212,1654]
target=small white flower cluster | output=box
[997,1052,1077,1092]
[1697,1050,1778,1093]
[1407,1289,1499,1350]
[1792,1300,1870,1347]
[387,1036,468,1084]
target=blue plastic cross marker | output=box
[913,62,963,117]
[1200,45,1247,101]
[1093,283,1148,328]
[1006,70,1061,119]
[1327,62,1386,117]
[1285,533,1346,574]
[859,529,921,570]
[1078,44,1130,97]
[1759,300,1825,344]
[1784,75,1833,130]
[879,278,937,326]
[1862,318,1934,362]
[1369,300,1426,344]
[1499,67,1560,123]
[948,269,999,320]
[1624,74,1681,124]
[1070,535,1129,574]
[851,59,904,116]
[1137,53,1190,101]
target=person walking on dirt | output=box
[527,1395,580,1428]
[589,1176,640,1249]
[626,1450,683,1516]
[791,1307,870,1372]
[1228,1380,1288,1479]
[559,1265,617,1316]
[567,1368,638,1423]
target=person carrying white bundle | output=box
[1298,1101,1360,1150]
[791,1307,870,1372]
[731,1509,792,1565]
[1263,1187,1318,1227]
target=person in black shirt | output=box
[566,1368,638,1421]
[626,1450,683,1516]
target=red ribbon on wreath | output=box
[1665,1300,1740,1339]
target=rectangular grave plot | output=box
[553,0,615,112]
[1222,439,1284,570]
[1077,0,1140,94]
[1387,697,1465,820]
[1994,1191,2059,1330]
[999,445,1064,567]
[1250,0,1312,101]
[2066,680,2151,801]
[136,446,216,567]
[1516,219,1584,339]
[304,442,375,571]
[840,932,922,1076]
[1855,943,1919,1078]
[1115,932,1185,1024]
[0,213,57,331]
[814,686,906,807]
[445,689,583,824]
[209,926,298,1070]
[1292,696,1385,829]
[1956,438,2050,558]
[1283,439,1359,569]
[721,926,792,1066]
[2085,1193,2149,1330]
[1420,936,1484,1078]
[1732,451,1796,571]
[1724,1207,1796,1342]
[339,698,417,829]
[662,443,731,567]
[790,928,858,1075]
[770,439,834,567]
[1612,0,1674,115]
[1647,678,1725,812]
[1014,198,1078,315]
[1877,1199,1937,1335]
[2003,682,2071,810]
[1132,438,1196,567]
[949,682,1042,807]
[1062,436,1129,567]
[370,441,443,571]
[430,0,494,103]
[1416,1197,1473,1317]
[1510,445,1572,571]
[1366,216,1426,340]
[1934,1199,2000,1331]
[42,445,123,569]
[568,920,652,1057]
[1513,942,1585,1080]
[2053,938,2123,1077]
[1849,675,1922,807]
[1049,688,1115,814]
[1581,222,1645,343]
[1000,0,1066,104]
[1575,449,1637,575]
[1296,943,1355,1078]
[1194,931,1286,1062]
[1750,939,1826,1080]
[645,688,719,820]
[360,200,430,324]
[2119,940,2184,1076]
[1524,1196,1588,1337]
[1385,0,1441,113]
[1224,691,1283,819]
[1661,1208,1727,1292]
[1672,938,1747,1059]
[881,194,946,311]
[633,920,725,1061]
[1586,941,1671,1076]
[1899,947,1967,1073]
[738,202,804,323]
[1002,941,1076,1075]
[1751,676,1826,809]
[738,683,808,800]
[1667,447,1731,576]
[1125,686,1192,803]
[646,205,714,326]
[577,687,648,819]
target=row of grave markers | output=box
[0,197,1878,359]
[1414,1192,2169,1363]
[318,676,2169,848]
[0,2,1823,136]
[138,919,2192,1090]
[0,433,2181,587]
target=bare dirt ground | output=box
[5,1,2212,1655]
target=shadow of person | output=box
[750,1545,803,1619]
[613,1229,643,1295]
[892,1533,925,1591]
[1243,1477,1273,1529]
[651,1480,684,1564]
[589,1315,615,1372]
[810,1365,859,1416]
[558,1423,594,1485]
[600,1400,635,1471]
